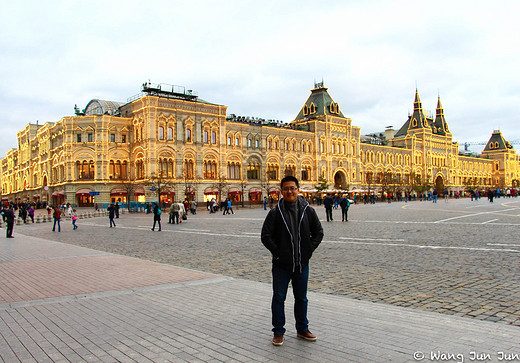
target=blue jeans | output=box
[53,218,61,232]
[271,264,309,335]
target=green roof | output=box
[294,85,345,121]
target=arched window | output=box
[203,159,217,179]
[136,160,144,179]
[158,126,164,140]
[184,158,194,179]
[227,161,241,180]
[167,127,173,140]
[247,162,260,180]
[301,165,312,181]
[284,165,296,177]
[266,163,279,180]
[186,128,192,142]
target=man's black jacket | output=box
[261,196,323,273]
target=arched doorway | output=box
[435,175,444,194]
[334,170,347,189]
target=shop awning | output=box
[160,188,175,195]
[134,187,145,196]
[204,187,218,195]
[76,188,93,197]
[110,188,128,196]
[228,187,242,195]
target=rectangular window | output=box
[212,131,216,144]
[88,133,93,142]
[110,134,115,142]
[248,139,252,147]
[255,140,259,148]
[122,134,126,143]
[77,134,82,142]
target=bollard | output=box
[36,215,42,223]
[16,217,22,225]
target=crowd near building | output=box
[1,81,520,208]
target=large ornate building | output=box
[1,82,519,206]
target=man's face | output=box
[281,181,299,203]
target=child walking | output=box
[72,209,78,230]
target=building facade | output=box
[2,82,519,207]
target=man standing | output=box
[340,196,350,222]
[323,193,334,222]
[4,205,15,238]
[52,206,61,232]
[261,176,324,346]
[170,201,180,224]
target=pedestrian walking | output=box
[19,205,27,224]
[72,209,78,230]
[261,176,324,346]
[4,205,15,238]
[52,206,61,232]
[28,206,35,223]
[151,203,161,231]
[108,203,116,227]
[223,198,234,215]
[323,194,334,221]
[115,202,120,218]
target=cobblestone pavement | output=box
[9,197,520,327]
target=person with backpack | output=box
[108,203,116,227]
[340,196,351,222]
[151,203,162,231]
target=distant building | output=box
[1,82,519,206]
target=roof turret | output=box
[294,82,345,121]
[433,96,450,135]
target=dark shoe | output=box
[272,334,284,346]
[297,330,317,341]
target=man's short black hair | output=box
[280,176,299,188]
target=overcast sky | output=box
[1,0,519,157]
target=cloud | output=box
[1,0,520,157]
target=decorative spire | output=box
[413,89,422,111]
[434,94,449,134]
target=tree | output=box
[116,179,136,211]
[238,179,247,207]
[148,172,175,204]
[212,173,228,204]
[463,177,479,194]
[315,175,329,193]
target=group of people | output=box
[206,198,235,215]
[1,203,78,237]
[322,194,351,222]
[148,200,197,231]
